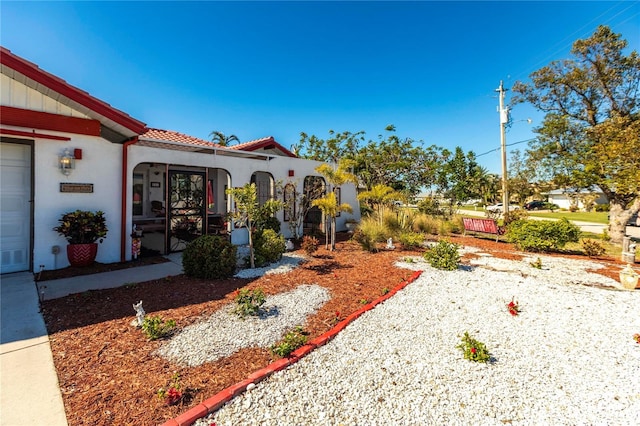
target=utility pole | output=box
[496,80,509,221]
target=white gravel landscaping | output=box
[194,252,640,425]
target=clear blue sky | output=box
[2,1,638,173]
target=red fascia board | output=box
[1,106,101,136]
[239,139,297,158]
[0,127,70,141]
[1,47,146,134]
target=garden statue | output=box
[285,239,295,251]
[131,300,145,327]
[386,238,395,250]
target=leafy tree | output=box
[210,131,240,147]
[513,25,640,243]
[294,130,364,161]
[226,183,282,268]
[507,149,535,205]
[354,128,435,196]
[436,147,482,214]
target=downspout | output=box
[121,136,139,262]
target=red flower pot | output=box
[66,243,98,267]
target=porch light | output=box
[59,148,75,175]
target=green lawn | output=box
[527,210,609,224]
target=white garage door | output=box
[1,142,32,274]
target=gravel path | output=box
[191,251,640,425]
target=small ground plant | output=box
[157,372,182,406]
[530,257,543,269]
[233,288,266,318]
[142,316,176,340]
[581,238,606,257]
[301,235,319,255]
[270,326,308,357]
[457,331,490,363]
[423,240,460,270]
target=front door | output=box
[1,141,32,273]
[168,171,204,252]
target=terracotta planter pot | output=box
[66,243,98,267]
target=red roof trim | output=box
[0,127,71,141]
[231,136,297,158]
[0,47,146,135]
[1,106,101,136]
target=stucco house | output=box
[0,47,359,274]
[547,187,608,210]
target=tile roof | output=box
[229,136,297,158]
[140,128,220,147]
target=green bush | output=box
[182,235,237,279]
[253,229,286,267]
[142,316,176,340]
[544,202,559,211]
[457,331,490,363]
[234,288,266,318]
[270,326,308,358]
[506,218,580,252]
[255,216,281,233]
[595,203,610,212]
[398,232,425,249]
[423,240,460,270]
[417,197,446,217]
[382,211,401,233]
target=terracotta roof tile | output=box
[140,128,220,147]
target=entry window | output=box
[133,173,144,216]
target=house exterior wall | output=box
[2,65,361,272]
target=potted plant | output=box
[53,210,108,267]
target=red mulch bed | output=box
[41,234,633,425]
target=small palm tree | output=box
[210,131,240,147]
[312,191,353,251]
[357,184,403,223]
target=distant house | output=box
[547,187,608,210]
[0,47,360,274]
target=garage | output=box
[0,140,32,273]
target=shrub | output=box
[543,202,559,211]
[234,288,266,318]
[457,331,490,363]
[601,228,611,242]
[142,316,176,340]
[412,214,440,235]
[595,203,610,212]
[398,232,425,249]
[255,216,281,233]
[423,240,460,270]
[506,209,529,223]
[582,238,606,257]
[417,197,446,217]
[270,326,308,357]
[506,218,580,252]
[253,229,286,267]
[382,211,401,233]
[182,235,237,279]
[353,217,387,252]
[301,235,319,255]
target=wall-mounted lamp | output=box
[59,148,75,176]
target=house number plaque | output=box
[60,183,94,193]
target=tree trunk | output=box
[247,221,255,269]
[608,198,639,245]
[331,217,336,251]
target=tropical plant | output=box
[457,332,491,363]
[314,161,357,250]
[142,316,176,340]
[358,184,403,224]
[233,288,266,318]
[506,218,581,252]
[270,326,308,358]
[53,210,108,244]
[209,130,240,147]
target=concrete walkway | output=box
[0,255,182,425]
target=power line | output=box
[476,138,536,158]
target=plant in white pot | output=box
[54,210,108,267]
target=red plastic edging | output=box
[162,269,423,426]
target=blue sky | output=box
[1,1,638,173]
